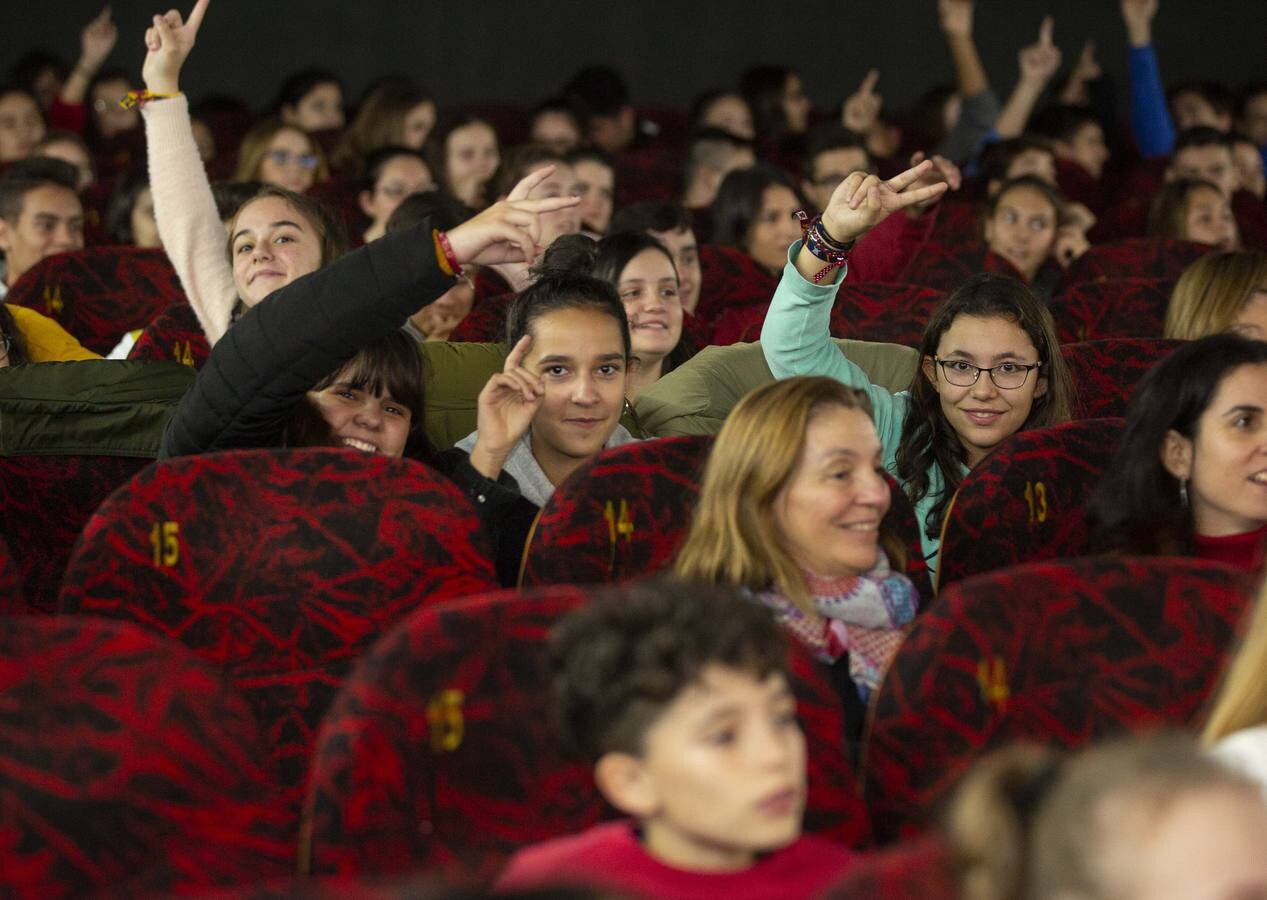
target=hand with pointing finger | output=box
[142,0,210,94]
[842,69,883,135]
[819,160,950,245]
[1019,16,1062,86]
[469,335,546,480]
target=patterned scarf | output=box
[756,549,919,694]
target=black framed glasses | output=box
[934,357,1042,389]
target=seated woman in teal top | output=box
[761,162,1075,575]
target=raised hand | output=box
[1060,40,1102,105]
[1053,226,1090,268]
[468,335,546,479]
[142,0,210,94]
[938,0,975,38]
[842,69,882,135]
[1121,0,1158,47]
[445,166,580,267]
[79,6,118,72]
[903,151,961,217]
[819,160,950,244]
[1019,16,1062,84]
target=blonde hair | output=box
[1165,250,1267,339]
[949,734,1256,900]
[673,376,900,612]
[1203,577,1267,745]
[233,118,329,186]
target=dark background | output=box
[3,2,1261,121]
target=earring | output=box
[1179,478,1189,509]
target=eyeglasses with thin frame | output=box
[934,357,1043,389]
[266,149,319,170]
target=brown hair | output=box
[232,117,329,186]
[223,184,348,281]
[1148,177,1225,240]
[675,376,903,612]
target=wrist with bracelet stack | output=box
[794,210,855,283]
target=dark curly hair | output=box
[549,577,789,762]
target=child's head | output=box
[1165,250,1267,340]
[226,185,347,305]
[503,271,631,470]
[982,175,1065,282]
[711,163,806,275]
[899,273,1073,537]
[1149,177,1239,251]
[233,118,328,195]
[550,578,804,871]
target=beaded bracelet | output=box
[119,90,182,110]
[433,229,463,277]
[794,210,855,283]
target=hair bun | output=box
[534,233,600,279]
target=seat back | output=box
[897,241,1023,292]
[302,586,869,879]
[1061,338,1184,419]
[0,534,20,610]
[0,454,149,614]
[829,282,944,348]
[519,436,714,587]
[1049,277,1173,342]
[865,556,1252,841]
[937,419,1125,591]
[0,615,292,896]
[1061,237,1210,286]
[694,244,777,326]
[59,448,500,802]
[822,836,956,899]
[128,300,211,368]
[4,247,187,353]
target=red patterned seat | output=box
[1060,237,1210,287]
[58,448,499,811]
[937,419,1125,591]
[708,283,943,347]
[897,240,1024,292]
[829,282,944,347]
[864,556,1252,842]
[1049,277,1173,342]
[519,436,714,587]
[823,835,956,898]
[0,454,149,615]
[301,586,868,880]
[128,300,211,368]
[450,291,516,343]
[0,534,19,609]
[1061,338,1184,419]
[0,615,292,897]
[693,244,776,327]
[4,247,187,354]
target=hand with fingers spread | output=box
[903,151,962,217]
[142,0,210,94]
[444,165,580,267]
[842,69,883,135]
[469,335,546,479]
[1019,17,1063,86]
[818,160,950,246]
[1121,0,1158,47]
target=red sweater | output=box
[495,821,858,900]
[1194,525,1267,574]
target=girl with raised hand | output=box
[761,162,1074,573]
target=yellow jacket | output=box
[6,304,100,362]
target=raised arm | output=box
[995,17,1063,139]
[1121,0,1176,157]
[937,0,1001,163]
[58,7,118,108]
[140,0,240,345]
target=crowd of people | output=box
[2,0,1267,896]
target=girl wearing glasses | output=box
[762,163,1074,572]
[233,119,327,195]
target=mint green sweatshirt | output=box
[760,242,965,576]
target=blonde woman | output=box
[1204,578,1267,799]
[675,376,919,730]
[1165,250,1267,340]
[232,118,328,195]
